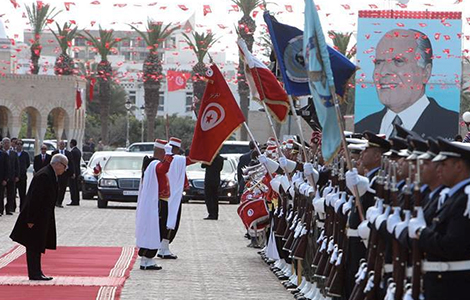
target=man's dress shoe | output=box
[203,216,217,220]
[67,203,79,206]
[29,275,53,281]
[157,253,178,259]
[140,265,162,270]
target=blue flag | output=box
[263,11,355,98]
[303,0,341,162]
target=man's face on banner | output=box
[373,29,432,113]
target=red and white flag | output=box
[237,38,289,123]
[189,64,245,164]
[167,70,191,92]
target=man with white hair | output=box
[10,154,68,280]
[136,139,174,270]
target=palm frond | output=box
[129,19,178,53]
[79,26,126,61]
[182,31,218,63]
[51,22,78,53]
[231,0,264,16]
[26,3,61,40]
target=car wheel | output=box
[181,196,189,203]
[229,197,240,205]
[82,192,94,200]
[97,196,108,208]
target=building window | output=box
[185,92,193,112]
[128,91,136,104]
[158,92,165,111]
[74,37,86,46]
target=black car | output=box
[97,153,146,208]
[183,157,239,204]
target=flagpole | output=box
[329,85,365,222]
[243,122,273,181]
[165,113,170,140]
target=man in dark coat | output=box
[202,153,224,220]
[2,137,19,215]
[15,140,31,211]
[68,139,82,206]
[0,148,9,217]
[10,153,68,280]
[237,141,256,201]
[51,141,74,207]
[33,144,52,173]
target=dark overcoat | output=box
[10,165,58,253]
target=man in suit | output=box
[52,140,74,207]
[10,154,69,280]
[408,138,470,300]
[2,137,19,215]
[355,29,458,138]
[68,139,81,206]
[15,140,30,211]
[237,141,256,201]
[0,147,9,217]
[33,144,52,173]
[202,153,224,220]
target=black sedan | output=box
[183,157,239,204]
[97,153,146,208]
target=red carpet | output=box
[0,245,137,300]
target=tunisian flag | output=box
[167,70,191,92]
[238,38,289,123]
[189,64,245,164]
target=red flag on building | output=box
[237,38,289,123]
[189,64,245,164]
[167,70,190,92]
[89,77,96,101]
[75,88,82,109]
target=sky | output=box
[1,0,470,60]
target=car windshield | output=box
[129,144,154,152]
[186,160,234,174]
[104,156,143,171]
[219,144,250,155]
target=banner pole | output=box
[329,86,365,221]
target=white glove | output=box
[375,205,391,230]
[358,220,371,241]
[279,156,287,169]
[346,168,360,186]
[313,190,325,214]
[408,207,426,239]
[346,168,370,197]
[386,207,401,235]
[367,199,384,223]
[164,143,172,155]
[342,195,354,215]
[304,162,319,185]
[394,210,411,239]
[258,154,268,165]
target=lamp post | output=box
[125,99,132,148]
[140,105,145,142]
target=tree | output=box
[182,31,218,115]
[80,27,125,144]
[232,0,263,140]
[51,22,78,75]
[129,20,179,141]
[26,3,60,74]
[328,31,357,116]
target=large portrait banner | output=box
[354,10,462,138]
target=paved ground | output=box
[0,195,292,300]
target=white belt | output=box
[347,229,359,237]
[383,264,413,276]
[316,220,325,228]
[422,260,470,272]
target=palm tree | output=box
[232,0,263,140]
[129,20,178,141]
[51,22,78,75]
[80,27,125,144]
[328,31,356,59]
[26,3,60,74]
[328,31,357,115]
[182,31,218,116]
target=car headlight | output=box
[84,174,98,182]
[221,180,237,188]
[99,179,117,187]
